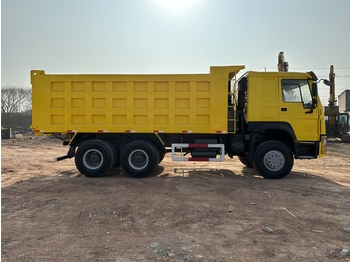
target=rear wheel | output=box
[75,140,115,177]
[121,140,159,178]
[253,141,293,179]
[158,148,166,164]
[105,140,120,168]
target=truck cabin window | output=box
[281,79,313,109]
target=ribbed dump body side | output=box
[31,66,244,135]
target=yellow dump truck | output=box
[31,65,327,179]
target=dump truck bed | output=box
[31,66,244,135]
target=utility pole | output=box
[324,65,340,133]
[329,65,335,107]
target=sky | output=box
[1,0,350,105]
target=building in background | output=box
[338,89,350,131]
[338,89,350,113]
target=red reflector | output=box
[188,158,209,161]
[188,144,208,148]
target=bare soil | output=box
[1,136,350,262]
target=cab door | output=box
[279,79,319,141]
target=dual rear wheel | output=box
[75,139,160,178]
[120,140,159,178]
[75,140,116,177]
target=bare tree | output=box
[1,86,32,132]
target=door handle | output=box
[281,108,287,111]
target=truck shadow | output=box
[154,165,262,179]
[106,165,266,179]
[157,167,236,178]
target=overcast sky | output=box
[1,0,350,105]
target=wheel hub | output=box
[133,152,146,166]
[129,149,149,170]
[83,149,103,170]
[263,150,285,172]
[89,152,101,166]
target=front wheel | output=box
[238,155,253,168]
[121,140,159,178]
[253,141,294,179]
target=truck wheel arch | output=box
[249,122,296,141]
[248,122,296,159]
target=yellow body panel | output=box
[31,66,244,134]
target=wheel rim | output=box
[83,149,103,170]
[263,150,285,172]
[128,149,149,170]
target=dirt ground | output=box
[1,136,350,262]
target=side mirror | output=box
[312,82,318,97]
[323,79,332,87]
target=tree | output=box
[1,86,32,133]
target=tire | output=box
[121,140,159,178]
[75,140,115,177]
[105,140,120,168]
[148,142,160,165]
[158,148,166,164]
[238,155,253,167]
[253,141,294,179]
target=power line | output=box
[318,75,350,78]
[263,65,350,70]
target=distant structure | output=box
[277,51,289,72]
[338,89,350,113]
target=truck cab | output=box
[235,71,327,175]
